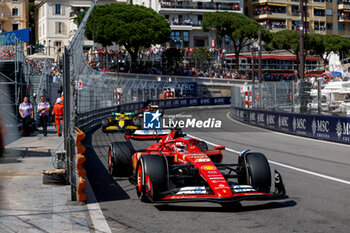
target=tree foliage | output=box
[162,48,183,68]
[202,12,271,71]
[268,30,350,67]
[308,34,350,65]
[85,3,171,66]
[268,30,299,55]
[191,48,213,69]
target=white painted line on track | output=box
[85,179,112,233]
[86,203,112,233]
[268,160,350,185]
[188,133,350,186]
[226,111,350,149]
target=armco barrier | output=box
[232,107,350,144]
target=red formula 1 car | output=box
[108,128,286,203]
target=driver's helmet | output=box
[174,142,188,152]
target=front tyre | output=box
[238,152,271,192]
[136,154,168,202]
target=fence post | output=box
[63,46,76,201]
[292,81,295,113]
[317,79,321,114]
[258,83,262,109]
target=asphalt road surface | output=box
[83,106,350,233]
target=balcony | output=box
[262,24,287,32]
[339,2,350,11]
[168,20,202,30]
[338,15,350,22]
[160,3,241,13]
[253,9,287,20]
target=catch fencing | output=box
[231,81,350,117]
[231,81,350,144]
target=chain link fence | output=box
[231,80,350,116]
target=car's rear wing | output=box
[111,112,135,116]
[125,129,171,141]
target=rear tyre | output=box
[134,117,142,128]
[102,119,109,133]
[108,142,135,177]
[238,152,271,192]
[136,154,168,202]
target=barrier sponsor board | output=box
[233,107,350,144]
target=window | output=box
[339,24,345,31]
[55,22,66,34]
[326,23,333,30]
[183,31,189,47]
[195,39,205,47]
[12,24,18,31]
[55,4,61,15]
[54,41,62,51]
[12,8,18,16]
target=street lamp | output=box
[48,39,51,56]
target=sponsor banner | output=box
[233,107,350,144]
[149,97,230,109]
[0,28,31,46]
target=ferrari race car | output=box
[101,112,138,133]
[108,128,286,203]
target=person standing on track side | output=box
[19,97,33,136]
[37,96,50,136]
[52,98,64,137]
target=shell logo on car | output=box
[201,165,215,170]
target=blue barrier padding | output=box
[233,107,350,144]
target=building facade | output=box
[134,0,243,48]
[0,0,29,33]
[34,0,128,56]
[245,0,349,35]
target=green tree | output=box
[308,34,350,67]
[191,48,213,70]
[84,4,171,67]
[202,12,271,72]
[162,48,183,69]
[268,30,300,57]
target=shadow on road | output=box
[155,200,297,213]
[83,128,130,203]
[0,148,51,164]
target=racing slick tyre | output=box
[133,117,142,128]
[108,142,135,177]
[238,152,271,193]
[101,119,109,133]
[136,154,168,202]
